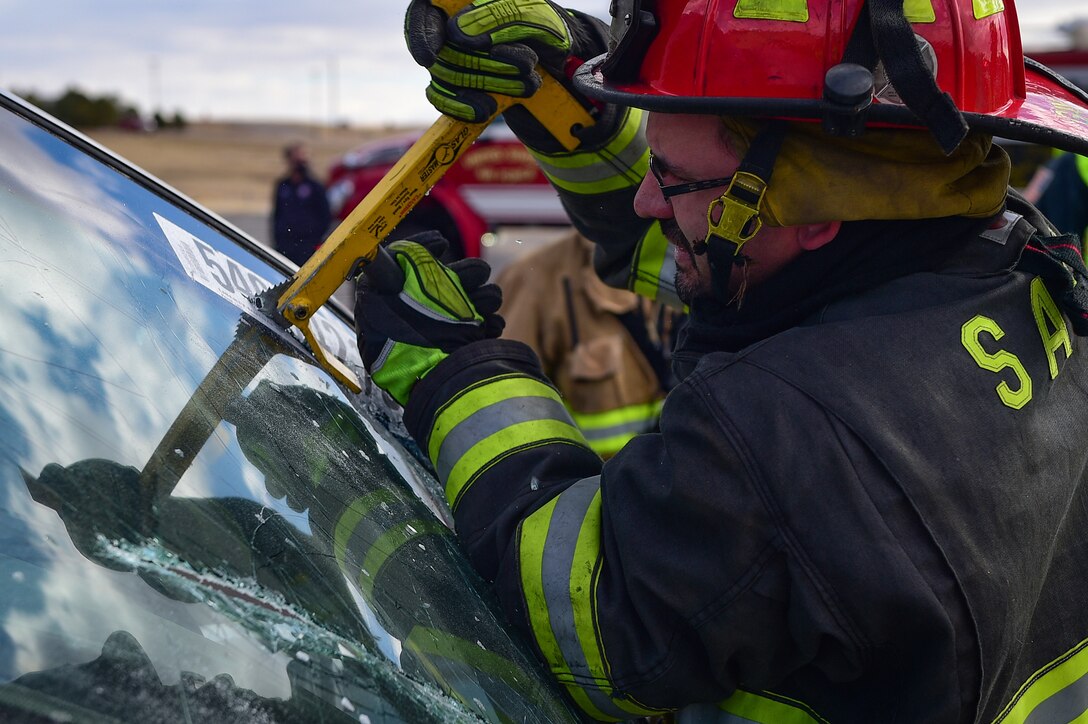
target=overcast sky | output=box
[1,1,1083,126]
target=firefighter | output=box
[1035,152,1088,244]
[497,229,682,458]
[354,0,1088,720]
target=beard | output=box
[661,218,708,304]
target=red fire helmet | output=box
[573,0,1088,156]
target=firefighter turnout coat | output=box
[496,230,678,458]
[399,171,1088,724]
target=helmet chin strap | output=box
[694,122,787,303]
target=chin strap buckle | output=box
[704,171,767,254]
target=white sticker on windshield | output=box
[156,213,270,311]
[155,213,362,367]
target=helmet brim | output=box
[573,54,1088,157]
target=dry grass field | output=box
[83,120,565,275]
[85,122,417,242]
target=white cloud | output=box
[0,1,1081,125]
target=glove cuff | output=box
[403,339,548,442]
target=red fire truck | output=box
[325,119,567,260]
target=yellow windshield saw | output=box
[258,0,596,392]
[130,0,595,497]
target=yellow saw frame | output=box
[268,0,595,391]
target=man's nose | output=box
[634,172,671,220]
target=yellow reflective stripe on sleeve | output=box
[530,107,648,194]
[903,0,936,22]
[973,0,1004,19]
[520,496,573,693]
[432,387,576,472]
[993,637,1088,724]
[428,374,566,464]
[717,689,828,723]
[631,221,683,307]
[583,434,631,458]
[570,400,663,434]
[734,0,809,22]
[570,399,664,457]
[428,373,591,509]
[519,478,668,721]
[446,418,587,509]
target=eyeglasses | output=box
[648,153,734,201]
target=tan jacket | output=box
[496,231,677,457]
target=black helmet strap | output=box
[704,121,788,304]
[841,0,969,155]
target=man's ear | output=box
[797,221,842,251]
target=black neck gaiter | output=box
[672,214,998,378]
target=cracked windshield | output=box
[0,106,576,722]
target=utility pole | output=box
[327,55,339,131]
[149,56,162,120]
[310,67,322,136]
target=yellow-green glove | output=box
[404,0,575,123]
[354,232,504,405]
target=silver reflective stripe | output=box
[371,338,395,374]
[534,142,646,188]
[434,395,573,482]
[578,416,657,442]
[1023,671,1088,724]
[996,638,1088,723]
[532,109,647,191]
[538,476,629,720]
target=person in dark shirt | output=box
[350,0,1088,720]
[271,142,331,266]
[1035,152,1088,245]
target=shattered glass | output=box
[0,96,577,722]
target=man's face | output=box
[633,113,807,303]
[287,145,309,169]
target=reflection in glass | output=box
[0,100,576,721]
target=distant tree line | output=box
[14,87,188,131]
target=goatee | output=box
[661,219,704,304]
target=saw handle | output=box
[430,0,465,14]
[272,0,596,393]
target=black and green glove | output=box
[404,0,597,124]
[355,232,504,406]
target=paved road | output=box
[225,213,270,247]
